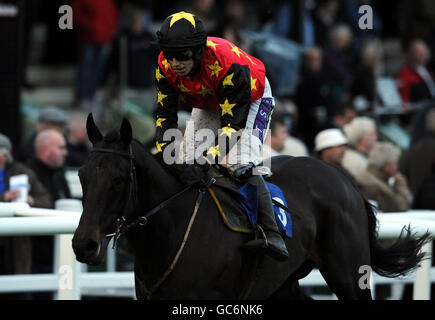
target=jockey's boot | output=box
[242,174,289,261]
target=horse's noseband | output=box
[90,145,218,299]
[90,147,138,248]
[90,146,216,250]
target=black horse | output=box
[72,114,430,300]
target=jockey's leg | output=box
[228,77,288,261]
[178,108,220,164]
[237,167,289,261]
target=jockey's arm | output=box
[154,65,180,155]
[205,64,252,164]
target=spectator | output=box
[409,101,435,147]
[312,0,341,47]
[26,130,71,285]
[341,117,378,177]
[397,39,435,104]
[27,130,71,202]
[262,113,290,158]
[281,136,309,157]
[272,100,309,157]
[105,5,159,95]
[331,104,356,129]
[0,133,52,210]
[214,0,245,46]
[403,108,435,195]
[294,46,334,150]
[322,24,356,104]
[16,106,71,163]
[273,0,316,46]
[314,128,348,167]
[66,112,91,168]
[0,133,51,277]
[351,40,383,111]
[183,0,218,35]
[355,142,413,212]
[72,0,119,109]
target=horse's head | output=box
[72,113,134,265]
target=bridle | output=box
[90,146,140,248]
[88,145,291,299]
[89,146,214,248]
[89,145,216,299]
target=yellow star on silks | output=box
[220,125,237,139]
[156,118,166,127]
[156,141,167,153]
[177,82,190,93]
[245,55,256,65]
[207,145,221,159]
[157,91,167,106]
[169,11,196,28]
[162,59,171,71]
[155,68,164,81]
[197,85,212,96]
[251,76,257,91]
[220,98,236,117]
[231,45,242,58]
[208,60,223,77]
[222,73,234,87]
[207,39,220,51]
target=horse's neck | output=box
[129,142,189,264]
[126,144,200,287]
[132,141,181,200]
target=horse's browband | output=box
[91,148,133,159]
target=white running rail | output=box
[0,203,434,300]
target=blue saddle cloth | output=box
[236,182,292,238]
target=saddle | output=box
[205,166,293,237]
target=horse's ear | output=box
[120,117,132,146]
[86,113,103,145]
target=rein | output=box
[140,178,215,300]
[90,146,216,298]
[105,183,194,247]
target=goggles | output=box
[163,48,193,62]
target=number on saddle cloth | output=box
[236,182,293,238]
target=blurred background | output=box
[1,0,435,300]
[2,0,435,154]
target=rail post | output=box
[413,240,433,300]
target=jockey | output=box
[154,11,288,261]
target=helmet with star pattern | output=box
[157,11,206,61]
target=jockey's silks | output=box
[155,36,267,162]
[157,37,266,110]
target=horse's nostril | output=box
[73,238,99,258]
[84,240,99,253]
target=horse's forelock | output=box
[104,130,120,143]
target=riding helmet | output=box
[156,11,206,65]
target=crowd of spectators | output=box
[3,0,435,299]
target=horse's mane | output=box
[104,130,119,143]
[100,128,163,167]
[131,138,169,171]
[130,138,182,190]
[132,138,157,158]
